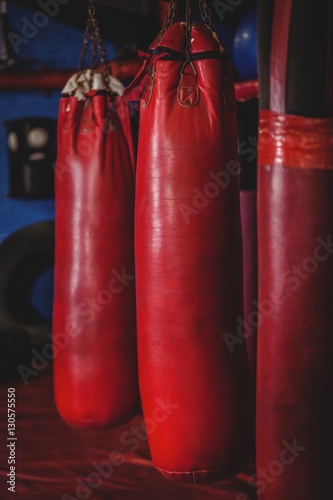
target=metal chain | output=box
[91,3,98,69]
[78,6,94,72]
[78,0,112,92]
[184,0,192,63]
[157,0,179,45]
[199,0,215,31]
[90,3,112,90]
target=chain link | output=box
[199,0,215,31]
[91,4,98,69]
[157,0,179,45]
[158,1,214,60]
[184,0,192,63]
[78,0,112,92]
[157,0,215,54]
[90,1,112,90]
[78,6,93,73]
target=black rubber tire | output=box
[0,326,32,382]
[0,221,54,350]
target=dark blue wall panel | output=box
[0,2,116,243]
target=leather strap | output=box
[178,61,200,107]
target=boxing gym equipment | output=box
[53,0,139,429]
[5,117,57,199]
[257,0,333,498]
[0,326,31,382]
[30,266,54,320]
[124,0,254,483]
[0,221,54,381]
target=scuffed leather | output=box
[130,22,254,483]
[53,89,139,429]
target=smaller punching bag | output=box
[53,0,139,429]
[124,0,254,483]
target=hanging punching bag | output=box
[124,0,254,483]
[53,2,139,429]
[257,0,333,498]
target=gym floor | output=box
[0,367,256,499]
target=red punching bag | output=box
[53,2,139,429]
[257,0,333,498]
[124,0,254,483]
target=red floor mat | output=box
[0,367,256,500]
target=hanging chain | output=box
[199,0,215,31]
[157,0,179,45]
[155,0,216,49]
[78,0,112,92]
[89,1,112,90]
[90,4,97,72]
[184,0,192,63]
[78,4,94,73]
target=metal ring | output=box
[180,60,197,77]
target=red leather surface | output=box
[150,22,225,54]
[240,191,258,383]
[259,110,333,169]
[53,90,139,428]
[0,369,257,500]
[257,156,333,499]
[257,0,333,495]
[127,22,254,483]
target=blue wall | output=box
[0,2,116,243]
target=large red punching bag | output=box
[53,3,139,429]
[124,0,254,483]
[257,0,333,498]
